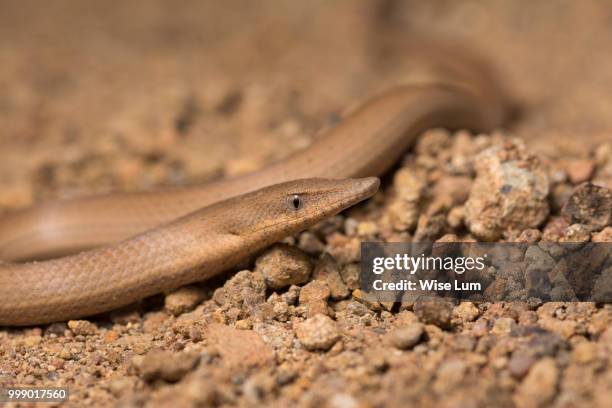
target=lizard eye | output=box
[287,194,304,211]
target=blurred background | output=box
[0,0,611,208]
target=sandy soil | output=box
[0,1,611,407]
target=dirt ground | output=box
[0,1,611,407]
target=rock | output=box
[524,245,555,297]
[464,140,549,240]
[561,182,611,231]
[551,183,574,213]
[340,264,361,290]
[356,221,379,238]
[565,159,595,184]
[299,280,332,317]
[516,229,542,243]
[413,297,453,330]
[255,244,312,289]
[165,285,207,316]
[491,317,517,335]
[507,353,536,379]
[58,348,73,360]
[527,331,568,357]
[472,319,490,337]
[592,226,612,242]
[514,358,559,407]
[387,167,426,231]
[352,289,382,312]
[413,214,447,242]
[436,233,459,243]
[235,319,253,330]
[133,349,200,382]
[104,330,119,343]
[559,223,591,242]
[329,394,359,408]
[449,130,486,175]
[593,261,612,298]
[538,316,577,339]
[594,142,612,166]
[109,305,141,324]
[416,128,452,156]
[434,359,467,392]
[297,231,326,256]
[67,320,98,336]
[344,217,359,236]
[312,254,349,299]
[242,372,277,404]
[542,217,570,242]
[294,314,341,351]
[451,334,476,352]
[143,311,170,333]
[326,233,361,264]
[431,176,473,210]
[280,285,300,305]
[108,377,137,398]
[271,300,290,322]
[453,302,480,323]
[45,323,68,337]
[572,341,597,364]
[205,324,274,369]
[224,270,266,307]
[447,206,465,229]
[345,300,371,317]
[22,336,41,347]
[386,323,425,350]
[299,281,330,304]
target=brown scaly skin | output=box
[0,178,379,326]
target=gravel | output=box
[413,297,453,329]
[164,285,207,315]
[386,323,425,350]
[255,244,313,289]
[562,182,612,231]
[294,314,341,351]
[464,140,550,241]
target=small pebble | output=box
[592,226,612,242]
[561,182,611,231]
[387,167,425,231]
[507,353,535,379]
[133,349,200,382]
[572,341,597,364]
[255,244,312,289]
[565,159,595,184]
[67,320,98,336]
[386,323,425,350]
[413,297,453,330]
[165,285,207,316]
[312,254,349,299]
[297,231,326,255]
[514,358,559,407]
[464,140,549,240]
[491,317,517,335]
[453,302,480,323]
[560,223,591,242]
[299,281,331,304]
[299,280,332,317]
[294,314,341,351]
